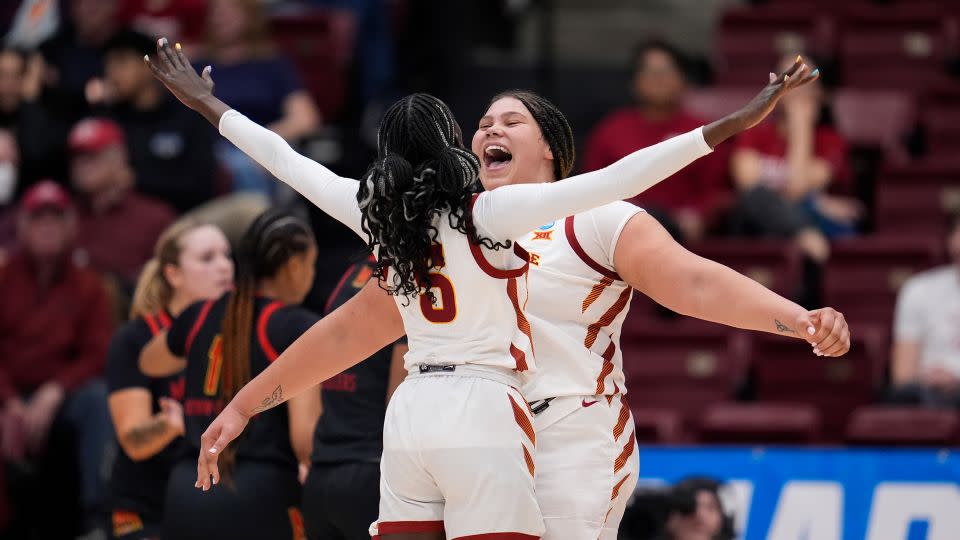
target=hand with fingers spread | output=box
[195,403,248,491]
[796,307,851,357]
[144,37,229,126]
[702,55,820,149]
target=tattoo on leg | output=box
[251,385,283,414]
[775,319,796,333]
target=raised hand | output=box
[702,55,820,149]
[195,403,249,491]
[145,37,229,126]
[796,307,850,357]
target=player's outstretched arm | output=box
[473,57,819,242]
[194,280,403,491]
[615,212,850,357]
[145,37,364,237]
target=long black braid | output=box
[489,90,576,180]
[358,93,511,301]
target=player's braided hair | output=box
[358,93,510,301]
[489,90,576,180]
[219,209,313,479]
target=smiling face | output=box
[471,97,556,191]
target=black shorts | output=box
[163,459,304,540]
[302,461,380,540]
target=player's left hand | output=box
[738,55,820,131]
[796,307,850,357]
[196,403,248,491]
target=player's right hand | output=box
[145,36,215,112]
[196,404,249,491]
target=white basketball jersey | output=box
[518,201,643,402]
[393,211,534,373]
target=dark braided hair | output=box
[489,90,576,180]
[218,209,314,481]
[358,93,510,301]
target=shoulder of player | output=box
[573,200,644,228]
[902,265,956,292]
[111,317,153,347]
[266,303,320,328]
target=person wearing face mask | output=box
[105,219,234,540]
[0,180,115,537]
[68,116,176,289]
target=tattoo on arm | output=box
[250,385,284,414]
[775,319,796,334]
[125,416,171,448]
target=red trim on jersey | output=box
[143,314,160,335]
[185,300,215,357]
[585,287,632,348]
[594,340,616,395]
[564,215,622,281]
[508,393,536,445]
[613,395,630,440]
[510,343,529,372]
[377,520,445,534]
[506,277,534,358]
[522,443,535,478]
[453,534,540,540]
[324,263,358,313]
[468,194,530,279]
[614,431,636,473]
[257,301,284,362]
[157,310,172,328]
[582,277,614,313]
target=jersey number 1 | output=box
[419,243,457,324]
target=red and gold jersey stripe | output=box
[582,277,614,313]
[584,287,631,349]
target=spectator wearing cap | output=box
[583,40,726,242]
[889,213,960,408]
[93,30,218,213]
[0,181,114,535]
[69,117,176,287]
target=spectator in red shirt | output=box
[68,117,176,289]
[0,181,114,536]
[583,39,726,242]
[118,0,209,48]
[729,55,862,263]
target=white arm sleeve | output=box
[472,126,712,241]
[218,110,365,238]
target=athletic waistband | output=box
[406,363,524,388]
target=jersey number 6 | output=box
[419,243,457,324]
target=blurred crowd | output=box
[0,0,957,538]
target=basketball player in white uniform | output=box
[143,38,781,539]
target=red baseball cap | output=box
[20,180,72,213]
[68,118,125,153]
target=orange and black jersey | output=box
[166,294,318,468]
[312,260,405,465]
[105,311,186,515]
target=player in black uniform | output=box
[105,219,233,539]
[139,210,321,540]
[302,257,407,540]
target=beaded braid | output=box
[357,93,510,302]
[489,90,576,180]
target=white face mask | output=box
[0,163,16,206]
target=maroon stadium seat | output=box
[621,319,750,430]
[716,7,835,86]
[846,406,959,446]
[270,10,356,121]
[689,240,803,297]
[699,402,821,444]
[630,407,686,444]
[919,83,960,158]
[751,323,887,442]
[824,236,943,327]
[838,5,952,90]
[684,88,759,122]
[875,158,960,238]
[832,89,915,163]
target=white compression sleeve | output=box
[218,110,365,238]
[472,126,713,241]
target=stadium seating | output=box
[622,319,751,434]
[684,87,759,122]
[875,159,960,238]
[824,236,943,327]
[751,323,888,441]
[270,10,357,121]
[698,402,822,444]
[846,406,959,446]
[631,407,686,444]
[832,88,915,163]
[919,83,960,159]
[716,7,835,86]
